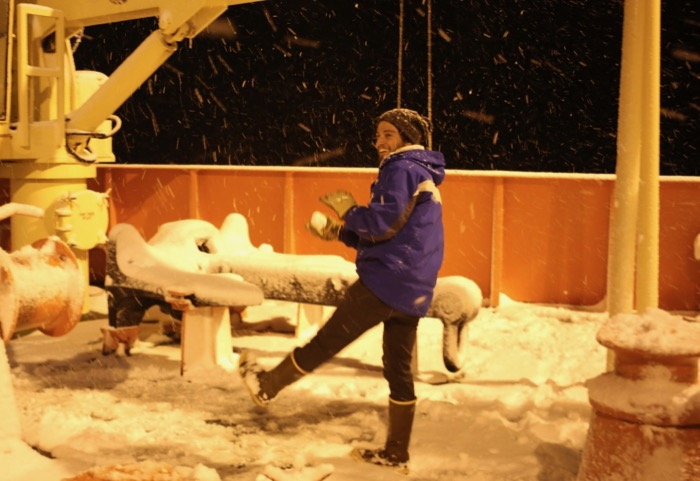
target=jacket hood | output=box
[384,147,446,186]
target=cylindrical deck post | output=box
[577,309,700,480]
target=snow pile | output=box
[147,219,222,273]
[108,214,357,308]
[204,213,273,257]
[108,222,264,307]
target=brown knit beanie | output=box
[376,108,431,145]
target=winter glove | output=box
[306,211,342,241]
[319,190,357,219]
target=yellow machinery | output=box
[0,0,259,311]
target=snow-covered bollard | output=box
[576,308,700,481]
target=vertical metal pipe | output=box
[607,0,644,318]
[635,0,661,312]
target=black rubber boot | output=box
[352,398,416,474]
[239,350,307,407]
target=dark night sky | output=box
[73,0,698,175]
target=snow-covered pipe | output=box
[0,238,84,342]
[0,202,44,221]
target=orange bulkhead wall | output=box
[2,166,697,312]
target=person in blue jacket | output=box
[239,108,445,473]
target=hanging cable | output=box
[397,0,405,108]
[426,0,433,149]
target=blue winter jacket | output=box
[339,146,445,317]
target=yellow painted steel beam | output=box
[607,0,661,368]
[608,0,644,318]
[636,0,661,313]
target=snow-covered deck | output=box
[6,287,610,481]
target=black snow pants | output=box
[293,280,419,402]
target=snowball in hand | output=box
[310,211,328,230]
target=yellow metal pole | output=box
[635,0,661,312]
[607,0,644,318]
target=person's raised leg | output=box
[294,280,392,371]
[239,280,393,407]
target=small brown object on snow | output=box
[100,326,139,355]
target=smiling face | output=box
[374,120,410,162]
